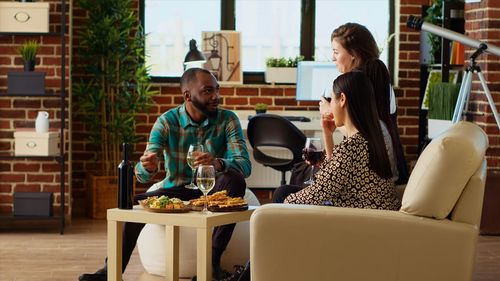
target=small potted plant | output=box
[7,40,44,95]
[255,103,268,114]
[265,55,304,84]
[18,40,39,71]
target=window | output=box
[144,0,220,77]
[235,0,301,72]
[314,0,391,65]
[141,0,393,81]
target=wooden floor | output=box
[0,218,499,281]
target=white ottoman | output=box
[137,185,260,278]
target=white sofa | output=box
[250,121,488,281]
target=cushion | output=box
[400,122,487,219]
[137,188,261,278]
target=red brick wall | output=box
[397,0,432,163]
[464,0,500,172]
[0,0,70,216]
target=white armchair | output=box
[250,121,488,281]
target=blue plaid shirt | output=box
[135,104,251,188]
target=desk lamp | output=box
[184,39,206,69]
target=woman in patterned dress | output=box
[226,71,402,281]
[274,71,400,211]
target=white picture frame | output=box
[201,31,242,85]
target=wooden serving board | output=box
[140,201,190,213]
[189,204,248,212]
[144,206,190,213]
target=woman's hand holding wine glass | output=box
[303,137,324,185]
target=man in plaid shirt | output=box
[80,68,251,281]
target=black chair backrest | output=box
[247,114,307,170]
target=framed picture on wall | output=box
[201,31,242,84]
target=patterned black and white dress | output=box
[284,133,401,210]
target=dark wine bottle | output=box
[118,143,133,209]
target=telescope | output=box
[407,15,500,57]
[406,15,500,130]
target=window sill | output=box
[152,82,296,89]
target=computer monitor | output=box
[296,61,342,101]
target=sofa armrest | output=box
[250,204,478,281]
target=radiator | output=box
[243,130,344,189]
[245,145,292,189]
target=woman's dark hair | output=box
[363,59,391,124]
[332,71,392,179]
[331,23,379,68]
[363,58,409,184]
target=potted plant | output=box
[73,0,157,218]
[18,40,39,71]
[7,40,44,95]
[255,103,268,114]
[427,82,460,138]
[265,55,304,84]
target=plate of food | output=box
[140,196,190,213]
[189,190,248,212]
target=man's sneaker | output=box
[78,267,107,281]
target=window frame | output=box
[140,0,395,84]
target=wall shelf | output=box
[0,93,61,97]
[0,153,63,161]
[0,0,67,234]
[0,32,61,36]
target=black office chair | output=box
[247,114,307,186]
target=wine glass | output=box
[185,143,205,189]
[196,165,216,214]
[302,137,324,185]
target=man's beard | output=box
[191,96,218,118]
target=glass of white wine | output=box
[196,165,216,214]
[186,143,205,189]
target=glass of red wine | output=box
[302,137,324,185]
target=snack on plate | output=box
[189,190,247,208]
[141,195,186,210]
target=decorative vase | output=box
[35,111,49,133]
[23,60,35,71]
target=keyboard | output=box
[247,115,311,122]
[282,116,311,122]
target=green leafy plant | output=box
[73,0,157,176]
[18,40,39,62]
[424,0,462,64]
[255,103,268,112]
[428,82,460,120]
[266,55,304,68]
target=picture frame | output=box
[201,31,242,84]
[421,69,460,110]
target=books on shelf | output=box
[449,42,465,65]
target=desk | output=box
[235,110,344,188]
[107,206,256,281]
[236,110,323,132]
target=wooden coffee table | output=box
[107,206,256,281]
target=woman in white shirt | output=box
[326,22,409,184]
